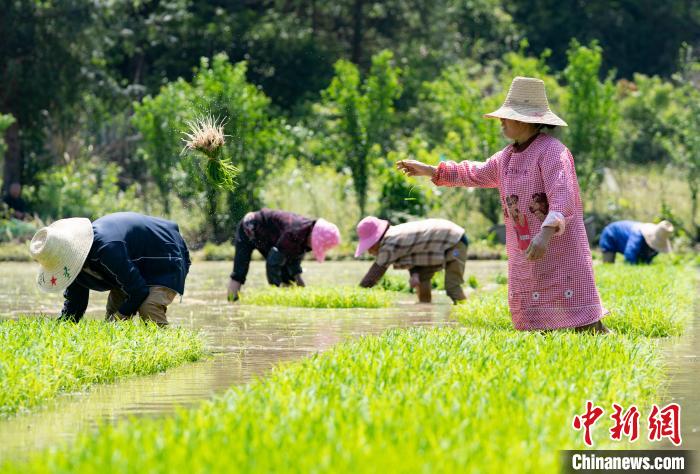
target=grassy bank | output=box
[0,318,205,417]
[3,262,694,473]
[239,286,396,308]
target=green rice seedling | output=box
[0,318,205,417]
[467,274,479,289]
[377,274,411,293]
[454,262,694,338]
[239,286,395,308]
[494,272,508,285]
[378,272,446,293]
[182,115,239,191]
[3,325,668,473]
[595,263,694,337]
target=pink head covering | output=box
[354,216,390,258]
[310,218,340,262]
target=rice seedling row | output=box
[3,262,694,473]
[0,318,205,417]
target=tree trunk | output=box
[351,0,364,65]
[3,120,21,191]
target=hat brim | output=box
[484,105,568,127]
[640,224,672,253]
[354,220,389,258]
[35,218,94,293]
[313,249,327,263]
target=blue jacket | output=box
[599,220,657,264]
[61,212,191,321]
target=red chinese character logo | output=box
[609,403,640,441]
[573,401,605,446]
[648,403,682,446]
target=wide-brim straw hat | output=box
[484,76,568,127]
[640,220,674,253]
[29,218,94,293]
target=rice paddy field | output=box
[0,319,205,417]
[0,258,696,473]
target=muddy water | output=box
[0,259,506,460]
[661,278,700,450]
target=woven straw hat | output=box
[640,220,674,253]
[29,218,94,293]
[484,76,567,127]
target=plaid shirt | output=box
[360,219,464,287]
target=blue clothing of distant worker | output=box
[61,212,191,322]
[599,220,658,264]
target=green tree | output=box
[133,54,277,239]
[617,75,676,165]
[132,80,192,215]
[563,40,619,196]
[505,0,700,79]
[663,50,700,240]
[0,114,15,166]
[319,50,402,214]
[0,0,96,189]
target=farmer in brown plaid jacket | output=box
[355,216,468,304]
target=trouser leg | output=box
[444,240,468,303]
[105,289,131,321]
[411,266,439,303]
[137,286,177,327]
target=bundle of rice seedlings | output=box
[182,115,239,190]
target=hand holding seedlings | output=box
[396,160,436,178]
[182,116,239,191]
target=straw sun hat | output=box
[639,220,674,253]
[29,218,94,293]
[484,76,568,127]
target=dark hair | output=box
[535,123,556,130]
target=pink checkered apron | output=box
[433,134,605,330]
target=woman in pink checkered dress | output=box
[397,77,608,333]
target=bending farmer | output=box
[227,209,340,301]
[29,212,190,326]
[599,220,673,264]
[355,216,468,304]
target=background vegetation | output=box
[2,1,699,249]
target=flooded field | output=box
[0,259,696,460]
[0,259,505,459]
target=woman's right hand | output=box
[396,160,436,178]
[227,278,242,302]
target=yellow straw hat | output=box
[485,76,567,127]
[639,220,674,253]
[29,218,94,293]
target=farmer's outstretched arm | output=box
[96,242,150,316]
[431,154,501,189]
[623,232,644,264]
[60,282,89,322]
[231,223,254,285]
[397,152,501,189]
[359,263,388,288]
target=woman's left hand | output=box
[525,227,555,261]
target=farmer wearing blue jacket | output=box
[599,220,673,264]
[29,212,190,326]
